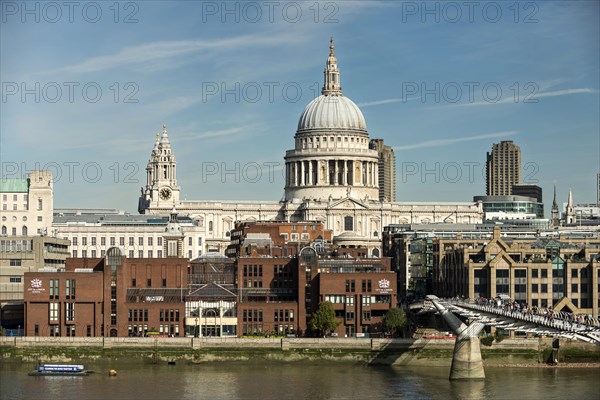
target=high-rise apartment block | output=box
[486,141,521,196]
[370,139,396,202]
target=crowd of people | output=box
[462,296,600,330]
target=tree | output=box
[383,308,407,337]
[310,301,339,337]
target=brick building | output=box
[233,221,397,337]
[226,221,333,258]
[24,248,188,337]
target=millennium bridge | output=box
[418,295,600,380]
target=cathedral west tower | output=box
[138,124,180,213]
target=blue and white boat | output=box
[29,364,91,376]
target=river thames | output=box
[1,361,599,399]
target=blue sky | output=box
[1,1,599,215]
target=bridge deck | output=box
[421,296,600,345]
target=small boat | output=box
[29,364,92,376]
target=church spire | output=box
[567,187,573,208]
[322,37,342,96]
[552,184,558,208]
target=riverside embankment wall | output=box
[1,337,598,366]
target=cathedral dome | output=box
[297,94,367,132]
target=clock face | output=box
[159,187,172,200]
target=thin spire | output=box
[322,37,342,95]
[567,187,573,207]
[552,183,557,208]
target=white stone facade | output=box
[52,210,205,260]
[1,170,53,238]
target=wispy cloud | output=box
[446,88,596,108]
[177,127,248,141]
[358,96,421,107]
[57,33,305,74]
[394,131,519,151]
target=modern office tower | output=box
[370,139,396,202]
[512,184,542,203]
[486,141,521,196]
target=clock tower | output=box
[138,124,180,213]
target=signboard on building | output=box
[27,278,45,294]
[377,279,391,293]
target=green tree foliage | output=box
[383,308,407,337]
[310,301,339,337]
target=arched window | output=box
[38,199,43,210]
[208,221,213,231]
[22,226,28,236]
[372,248,380,257]
[1,226,6,235]
[344,216,353,231]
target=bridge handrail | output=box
[446,297,600,330]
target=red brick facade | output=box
[24,252,188,337]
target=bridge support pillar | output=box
[450,336,485,380]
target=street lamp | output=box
[194,318,199,338]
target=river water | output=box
[1,360,599,399]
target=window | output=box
[168,240,178,257]
[129,237,134,246]
[9,276,21,283]
[35,324,39,336]
[139,237,143,246]
[344,216,353,231]
[147,278,152,287]
[101,237,106,246]
[49,303,58,321]
[345,279,355,292]
[91,250,96,257]
[148,250,153,258]
[541,284,548,293]
[531,269,538,278]
[541,269,548,278]
[9,259,21,266]
[162,278,167,287]
[138,250,143,258]
[157,250,163,258]
[148,237,153,246]
[37,216,42,222]
[72,237,78,245]
[120,237,125,246]
[82,237,87,246]
[188,237,192,246]
[572,284,578,293]
[110,237,115,246]
[158,237,163,246]
[65,303,75,321]
[571,269,578,278]
[129,250,134,258]
[91,237,96,246]
[132,278,136,287]
[82,250,87,258]
[37,199,42,210]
